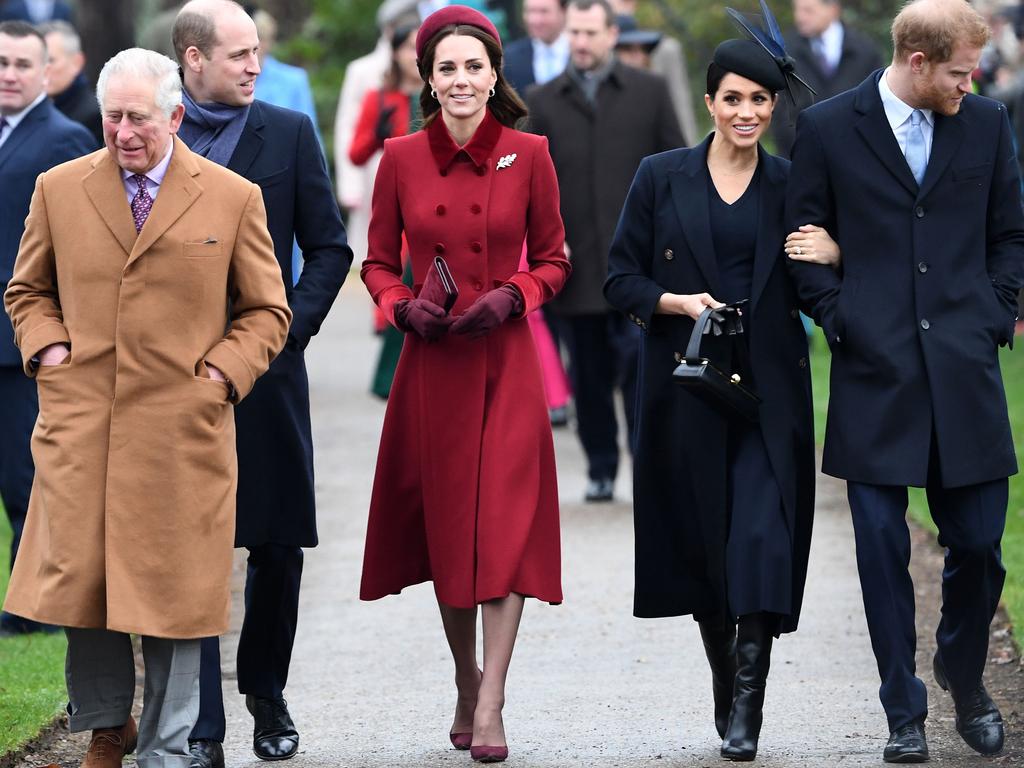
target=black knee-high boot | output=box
[721,613,773,761]
[698,621,737,739]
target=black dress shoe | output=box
[884,720,929,763]
[933,652,1004,755]
[188,739,225,768]
[246,694,300,761]
[584,477,614,502]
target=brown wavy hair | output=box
[417,24,528,129]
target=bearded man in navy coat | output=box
[172,2,352,767]
[786,0,1024,762]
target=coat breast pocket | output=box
[952,163,991,183]
[182,241,223,258]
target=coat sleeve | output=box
[289,113,352,349]
[3,174,71,375]
[360,142,415,325]
[204,184,292,402]
[505,137,571,316]
[349,90,384,167]
[985,103,1024,348]
[784,110,844,348]
[604,158,665,329]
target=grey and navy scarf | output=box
[178,87,250,167]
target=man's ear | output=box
[184,45,205,73]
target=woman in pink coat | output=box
[360,6,570,762]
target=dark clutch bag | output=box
[420,256,459,313]
[672,303,761,422]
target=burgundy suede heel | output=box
[449,732,472,750]
[470,745,508,763]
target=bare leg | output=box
[474,593,526,747]
[437,600,481,737]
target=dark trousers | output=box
[846,469,1007,731]
[0,366,43,633]
[561,311,640,481]
[191,543,304,742]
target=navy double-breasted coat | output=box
[605,138,815,632]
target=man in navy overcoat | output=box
[0,20,94,636]
[786,0,1024,761]
[173,2,351,766]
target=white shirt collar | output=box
[1,91,46,134]
[878,67,934,132]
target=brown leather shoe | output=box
[81,716,138,767]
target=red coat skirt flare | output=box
[360,110,570,608]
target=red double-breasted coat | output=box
[360,109,570,608]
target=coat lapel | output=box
[918,111,964,200]
[83,150,138,258]
[668,136,721,295]
[0,98,48,172]
[749,150,785,314]
[226,102,265,178]
[127,136,203,265]
[853,73,919,197]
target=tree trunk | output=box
[78,0,136,85]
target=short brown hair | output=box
[567,0,615,26]
[891,0,991,63]
[0,20,47,54]
[172,10,219,64]
[417,24,528,129]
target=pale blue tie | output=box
[905,109,927,185]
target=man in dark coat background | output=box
[40,21,102,145]
[771,0,882,157]
[527,0,683,502]
[786,0,1024,761]
[0,20,94,637]
[172,2,352,767]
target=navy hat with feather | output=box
[713,39,787,92]
[724,0,815,105]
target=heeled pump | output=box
[449,732,472,750]
[721,613,774,761]
[470,745,509,763]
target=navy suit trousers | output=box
[847,462,1006,731]
[191,543,304,741]
[562,312,639,481]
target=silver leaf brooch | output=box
[496,153,517,170]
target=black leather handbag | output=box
[672,304,761,422]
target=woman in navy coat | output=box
[360,6,569,763]
[605,39,836,761]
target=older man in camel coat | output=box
[2,47,290,768]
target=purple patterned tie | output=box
[130,174,153,233]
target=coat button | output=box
[664,248,674,260]
[470,204,482,214]
[475,166,486,176]
[915,206,925,218]
[790,308,799,319]
[798,357,808,368]
[674,352,683,363]
[435,243,445,253]
[436,204,446,216]
[470,241,482,253]
[920,318,930,330]
[440,168,448,177]
[918,262,928,273]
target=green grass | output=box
[809,334,1024,635]
[0,504,67,757]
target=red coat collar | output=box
[427,109,503,173]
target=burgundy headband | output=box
[415,5,502,61]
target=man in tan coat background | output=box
[2,47,290,768]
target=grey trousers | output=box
[65,628,200,768]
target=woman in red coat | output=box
[359,5,570,763]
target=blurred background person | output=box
[613,13,660,70]
[0,0,72,24]
[39,20,101,145]
[503,0,569,94]
[771,0,883,156]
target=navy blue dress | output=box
[708,166,793,621]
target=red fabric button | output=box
[440,168,448,177]
[436,204,446,216]
[470,204,482,214]
[434,243,445,253]
[470,241,482,253]
[473,281,483,291]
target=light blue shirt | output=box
[532,34,569,85]
[878,67,934,160]
[814,20,845,73]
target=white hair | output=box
[39,20,81,56]
[96,47,182,118]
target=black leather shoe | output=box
[721,614,773,761]
[584,477,614,502]
[933,652,1004,755]
[699,621,737,739]
[188,739,225,768]
[883,720,929,763]
[246,695,299,761]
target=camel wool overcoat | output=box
[2,137,291,638]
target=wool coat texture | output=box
[360,110,570,608]
[2,137,291,638]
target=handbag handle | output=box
[684,307,717,362]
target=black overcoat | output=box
[604,138,815,632]
[225,100,352,547]
[786,72,1024,489]
[527,62,684,315]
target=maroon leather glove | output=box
[450,285,523,339]
[394,298,454,341]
